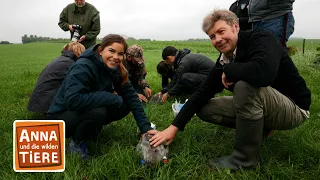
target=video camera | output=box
[71,24,83,42]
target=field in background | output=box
[0,39,319,179]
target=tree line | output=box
[0,41,10,44]
[19,34,211,44]
[21,34,69,44]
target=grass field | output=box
[0,39,319,179]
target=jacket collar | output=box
[73,3,87,14]
[61,50,77,61]
[173,48,191,69]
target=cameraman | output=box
[58,0,100,49]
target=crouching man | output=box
[150,9,311,172]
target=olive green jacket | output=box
[58,2,100,48]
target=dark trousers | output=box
[47,104,130,142]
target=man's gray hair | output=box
[202,9,239,34]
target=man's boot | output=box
[220,116,236,129]
[208,117,264,172]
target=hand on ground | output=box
[161,93,169,103]
[138,93,148,102]
[145,87,152,97]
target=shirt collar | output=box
[219,48,237,65]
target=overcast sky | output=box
[1,0,319,43]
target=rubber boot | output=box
[208,117,264,172]
[220,116,236,129]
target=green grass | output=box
[0,40,319,179]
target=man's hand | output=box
[78,35,86,43]
[149,125,178,147]
[142,129,158,138]
[68,24,74,32]
[145,87,152,98]
[222,72,234,88]
[138,93,148,102]
[161,92,169,103]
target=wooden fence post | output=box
[303,39,305,55]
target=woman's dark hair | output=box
[101,34,128,52]
[100,34,128,85]
[157,60,173,76]
[162,46,177,60]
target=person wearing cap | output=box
[123,44,152,103]
[156,46,215,103]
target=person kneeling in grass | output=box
[27,42,85,115]
[150,9,311,172]
[47,34,157,159]
[156,46,215,103]
[123,44,152,103]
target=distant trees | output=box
[0,41,10,44]
[138,38,152,41]
[19,34,211,44]
[187,38,210,42]
[127,37,136,40]
[21,34,69,44]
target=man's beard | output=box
[75,2,85,7]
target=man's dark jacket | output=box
[172,30,311,131]
[27,50,78,113]
[161,49,215,95]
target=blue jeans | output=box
[253,12,295,46]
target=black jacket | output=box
[172,30,311,131]
[27,50,78,113]
[161,49,215,95]
[229,0,251,30]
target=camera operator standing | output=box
[58,0,100,49]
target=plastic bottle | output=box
[163,156,168,163]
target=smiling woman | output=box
[46,34,157,159]
[98,35,128,84]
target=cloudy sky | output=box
[1,0,319,43]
